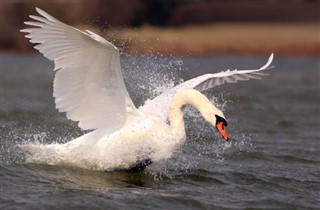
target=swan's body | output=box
[21,8,273,171]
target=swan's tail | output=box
[21,143,63,165]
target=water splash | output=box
[121,53,184,105]
[0,122,83,166]
[0,130,49,165]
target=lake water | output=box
[1,54,319,209]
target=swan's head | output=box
[215,115,229,141]
[200,101,229,141]
[200,104,229,141]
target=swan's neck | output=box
[168,89,223,141]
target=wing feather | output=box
[21,8,139,132]
[140,54,274,120]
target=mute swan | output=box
[21,8,273,172]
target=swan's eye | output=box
[215,115,228,127]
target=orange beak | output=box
[216,121,229,141]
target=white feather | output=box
[21,7,140,132]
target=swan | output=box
[21,8,273,172]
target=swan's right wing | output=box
[140,54,274,120]
[21,8,140,132]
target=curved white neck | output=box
[168,89,224,140]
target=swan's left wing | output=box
[140,54,274,120]
[21,8,139,132]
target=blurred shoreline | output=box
[4,22,319,57]
[103,22,320,56]
[1,0,319,56]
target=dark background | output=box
[1,0,319,55]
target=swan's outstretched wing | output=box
[21,8,139,131]
[140,54,274,120]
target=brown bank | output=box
[1,0,319,56]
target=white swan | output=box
[21,8,273,171]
